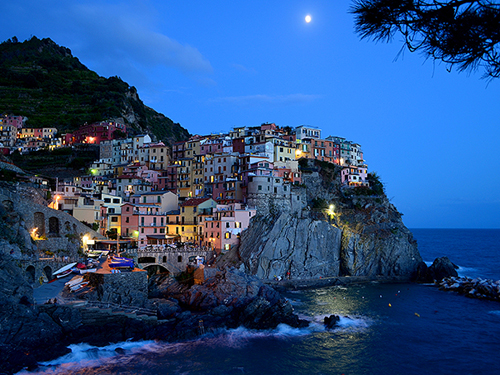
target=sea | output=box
[19,229,500,375]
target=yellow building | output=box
[166,198,217,244]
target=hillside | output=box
[0,36,189,144]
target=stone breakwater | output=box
[438,276,500,301]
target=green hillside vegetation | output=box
[0,36,189,144]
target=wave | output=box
[20,324,317,374]
[488,311,500,317]
[17,340,159,374]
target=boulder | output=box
[324,314,340,329]
[428,257,458,281]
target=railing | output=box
[134,211,166,215]
[136,245,212,253]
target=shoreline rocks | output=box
[438,276,500,301]
[412,257,458,283]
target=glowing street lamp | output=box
[82,234,90,252]
[53,195,60,210]
[327,204,335,222]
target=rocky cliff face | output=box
[239,213,342,279]
[237,160,422,280]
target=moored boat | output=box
[70,281,89,292]
[109,259,134,268]
[53,262,77,276]
[56,269,72,278]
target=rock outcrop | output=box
[413,257,459,283]
[239,213,342,279]
[236,160,422,280]
[149,268,308,334]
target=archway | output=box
[43,265,53,281]
[34,212,45,236]
[26,265,35,283]
[143,264,169,277]
[48,217,60,237]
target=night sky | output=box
[2,1,499,229]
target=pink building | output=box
[4,115,24,129]
[202,203,256,253]
[120,202,166,248]
[341,166,368,186]
[200,138,224,155]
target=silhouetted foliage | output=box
[311,197,329,210]
[367,172,385,195]
[106,228,118,240]
[351,0,500,79]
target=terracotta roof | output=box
[181,197,210,207]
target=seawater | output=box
[19,229,500,375]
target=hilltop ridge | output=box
[0,36,189,144]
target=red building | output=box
[64,122,127,145]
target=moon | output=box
[305,15,312,23]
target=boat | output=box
[65,276,84,288]
[78,268,94,274]
[53,262,78,276]
[56,269,72,278]
[87,250,109,258]
[70,281,89,292]
[112,256,133,262]
[109,259,134,268]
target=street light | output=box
[327,204,335,222]
[82,234,89,252]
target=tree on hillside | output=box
[350,0,500,79]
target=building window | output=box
[178,255,182,262]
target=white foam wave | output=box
[41,340,158,366]
[488,311,500,317]
[22,325,316,373]
[15,340,160,374]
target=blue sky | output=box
[2,0,499,228]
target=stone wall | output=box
[246,188,306,217]
[0,182,104,259]
[128,247,213,275]
[86,271,148,308]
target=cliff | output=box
[237,159,422,280]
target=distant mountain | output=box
[0,36,190,145]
